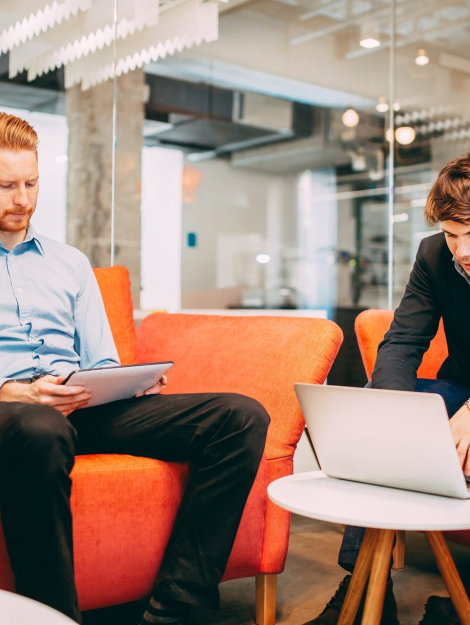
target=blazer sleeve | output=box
[372,239,441,391]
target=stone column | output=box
[66,69,144,305]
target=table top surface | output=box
[268,471,470,531]
[0,590,76,623]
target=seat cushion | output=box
[93,266,137,365]
[72,455,188,610]
[71,453,268,610]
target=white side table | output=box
[268,471,470,625]
[0,590,76,624]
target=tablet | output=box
[62,361,173,408]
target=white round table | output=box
[0,590,76,624]
[268,471,470,625]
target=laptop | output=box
[294,383,470,500]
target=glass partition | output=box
[3,0,470,385]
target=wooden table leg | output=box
[337,528,380,625]
[392,530,405,570]
[361,529,395,625]
[425,531,470,625]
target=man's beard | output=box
[0,208,34,233]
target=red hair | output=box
[0,111,38,157]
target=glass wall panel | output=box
[141,0,394,321]
[7,1,470,385]
[0,2,117,278]
[392,0,470,307]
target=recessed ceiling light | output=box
[256,254,271,264]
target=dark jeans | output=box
[0,392,270,623]
[338,378,470,572]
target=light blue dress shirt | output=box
[0,225,120,389]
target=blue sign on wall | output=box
[187,232,197,248]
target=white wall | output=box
[295,169,338,310]
[2,107,68,243]
[140,146,183,311]
[181,158,297,296]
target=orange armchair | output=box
[0,266,343,625]
[355,309,470,567]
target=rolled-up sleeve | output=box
[73,257,120,369]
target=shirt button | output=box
[17,288,23,293]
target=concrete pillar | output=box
[65,69,144,305]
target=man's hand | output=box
[135,375,168,398]
[0,375,92,417]
[450,404,470,476]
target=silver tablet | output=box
[62,361,173,408]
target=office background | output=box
[1,0,468,385]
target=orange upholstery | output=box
[355,309,470,550]
[355,309,448,381]
[137,313,343,574]
[93,266,138,365]
[0,265,344,611]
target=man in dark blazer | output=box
[303,154,470,625]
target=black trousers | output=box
[0,392,270,623]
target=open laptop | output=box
[294,383,470,500]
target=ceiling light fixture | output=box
[386,127,416,145]
[392,213,409,223]
[360,16,381,49]
[256,254,271,264]
[342,108,359,127]
[360,37,381,49]
[376,96,389,113]
[395,126,416,145]
[415,49,429,66]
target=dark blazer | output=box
[372,232,470,391]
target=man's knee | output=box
[217,393,270,461]
[0,403,76,475]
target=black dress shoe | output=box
[139,597,190,625]
[301,574,399,625]
[419,596,460,624]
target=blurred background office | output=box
[1,0,468,386]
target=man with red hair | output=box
[0,111,270,625]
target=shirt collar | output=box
[22,224,45,256]
[453,256,470,284]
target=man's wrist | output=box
[0,381,28,402]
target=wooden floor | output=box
[83,515,470,625]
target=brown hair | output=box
[425,153,470,225]
[0,111,38,157]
